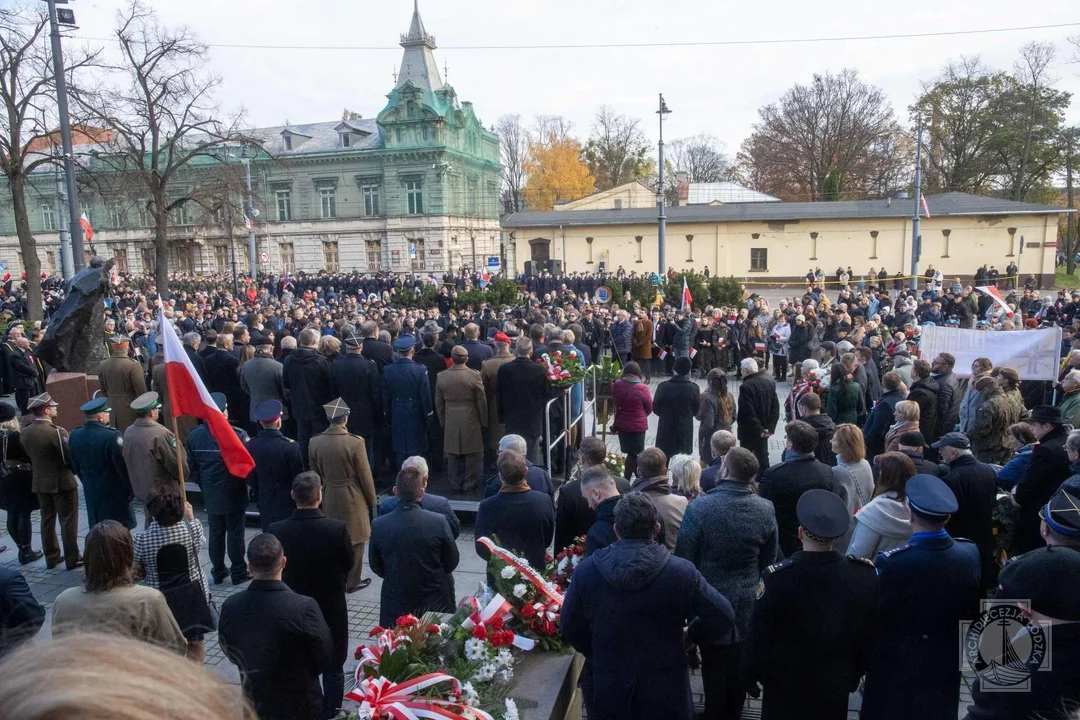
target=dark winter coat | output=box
[381,358,433,456]
[863,389,905,460]
[332,353,383,443]
[186,423,251,516]
[652,376,700,459]
[561,539,736,720]
[496,357,550,439]
[760,454,834,557]
[939,454,998,583]
[282,348,335,422]
[1013,426,1071,553]
[788,322,811,363]
[736,370,780,445]
[907,377,940,444]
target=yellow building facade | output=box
[503,192,1067,286]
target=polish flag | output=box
[975,286,1013,317]
[681,278,692,312]
[80,212,94,241]
[920,195,931,219]
[158,306,255,477]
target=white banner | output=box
[919,326,1062,381]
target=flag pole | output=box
[172,414,187,505]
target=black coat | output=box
[652,376,701,459]
[475,488,554,573]
[939,454,998,580]
[496,357,550,439]
[908,377,940,443]
[460,339,493,372]
[246,430,303,532]
[901,450,944,477]
[282,348,335,421]
[742,551,878,718]
[415,347,447,402]
[736,371,780,445]
[269,509,353,669]
[0,567,44,656]
[562,539,734,720]
[369,502,459,628]
[203,348,245,425]
[218,579,333,720]
[0,430,38,514]
[760,454,835,558]
[184,345,208,384]
[360,338,393,372]
[1013,426,1071,553]
[862,531,981,720]
[331,353,382,442]
[554,476,631,554]
[863,389,905,460]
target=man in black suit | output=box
[414,331,448,472]
[197,328,219,361]
[496,338,550,464]
[759,420,835,557]
[460,322,493,372]
[269,472,354,718]
[737,358,781,477]
[369,466,459,628]
[218,533,332,720]
[333,331,382,457]
[181,331,208,384]
[359,320,393,372]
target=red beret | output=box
[493,332,511,343]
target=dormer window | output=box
[341,133,351,148]
[283,135,292,151]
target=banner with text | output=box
[919,326,1062,381]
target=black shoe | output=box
[346,578,372,593]
[212,572,229,585]
[18,549,43,565]
[65,558,84,571]
[232,571,253,586]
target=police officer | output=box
[123,391,187,528]
[246,399,303,532]
[68,396,136,530]
[742,489,877,720]
[309,398,377,592]
[861,474,981,720]
[97,335,148,433]
[21,393,81,570]
[381,336,433,469]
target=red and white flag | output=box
[681,278,692,312]
[158,306,255,477]
[80,212,94,241]
[920,195,931,219]
[975,286,1013,317]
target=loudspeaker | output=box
[524,261,535,277]
[548,259,563,276]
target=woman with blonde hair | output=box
[830,423,874,552]
[884,400,921,453]
[670,453,703,501]
[848,452,916,558]
[317,334,341,363]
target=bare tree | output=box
[496,114,527,215]
[532,115,574,147]
[0,3,97,320]
[737,69,902,201]
[581,105,651,191]
[667,134,734,184]
[72,1,248,288]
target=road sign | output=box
[259,250,269,264]
[487,256,500,268]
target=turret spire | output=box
[396,1,442,90]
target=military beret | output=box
[931,432,970,450]
[253,399,283,423]
[252,333,273,348]
[493,331,511,344]
[109,334,130,346]
[1040,485,1080,538]
[27,393,57,411]
[323,397,350,420]
[796,489,850,540]
[998,547,1080,621]
[392,336,415,351]
[80,396,111,414]
[905,474,958,520]
[131,391,161,414]
[210,392,228,412]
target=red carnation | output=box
[500,631,516,646]
[542,620,556,636]
[426,624,441,634]
[489,633,504,648]
[396,615,418,628]
[354,646,364,660]
[520,604,537,620]
[472,625,488,640]
[368,626,385,637]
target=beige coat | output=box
[123,417,186,503]
[21,418,77,494]
[98,352,148,433]
[481,351,514,450]
[150,358,197,442]
[308,425,377,542]
[52,584,187,655]
[436,364,487,456]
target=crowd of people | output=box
[0,264,1078,720]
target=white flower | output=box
[495,648,514,669]
[500,565,517,580]
[464,638,489,662]
[512,583,528,599]
[460,681,479,706]
[504,698,520,720]
[472,662,497,682]
[498,668,514,683]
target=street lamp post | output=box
[45,0,84,275]
[656,94,671,279]
[241,155,257,278]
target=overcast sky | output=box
[70,0,1080,159]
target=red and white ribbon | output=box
[462,595,536,651]
[476,536,564,608]
[347,674,493,720]
[357,630,409,672]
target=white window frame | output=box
[362,185,380,216]
[41,204,56,231]
[406,180,423,215]
[320,187,337,219]
[275,190,292,221]
[341,133,351,148]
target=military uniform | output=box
[968,388,1020,466]
[436,348,488,493]
[742,490,878,720]
[150,352,197,442]
[246,400,304,532]
[98,341,148,433]
[480,340,514,454]
[122,393,186,527]
[381,343,433,468]
[68,398,136,530]
[21,394,81,569]
[309,399,377,591]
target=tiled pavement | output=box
[0,376,974,717]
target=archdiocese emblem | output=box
[962,600,1050,692]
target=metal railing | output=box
[542,364,599,478]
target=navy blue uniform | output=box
[381,358,432,464]
[187,422,250,584]
[68,420,136,529]
[246,429,304,532]
[861,529,981,720]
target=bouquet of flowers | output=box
[537,350,585,389]
[547,536,586,592]
[603,452,626,478]
[479,536,567,651]
[787,366,830,421]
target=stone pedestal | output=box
[45,372,99,432]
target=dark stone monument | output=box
[37,256,112,374]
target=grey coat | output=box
[240,355,286,421]
[674,481,778,636]
[958,386,986,435]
